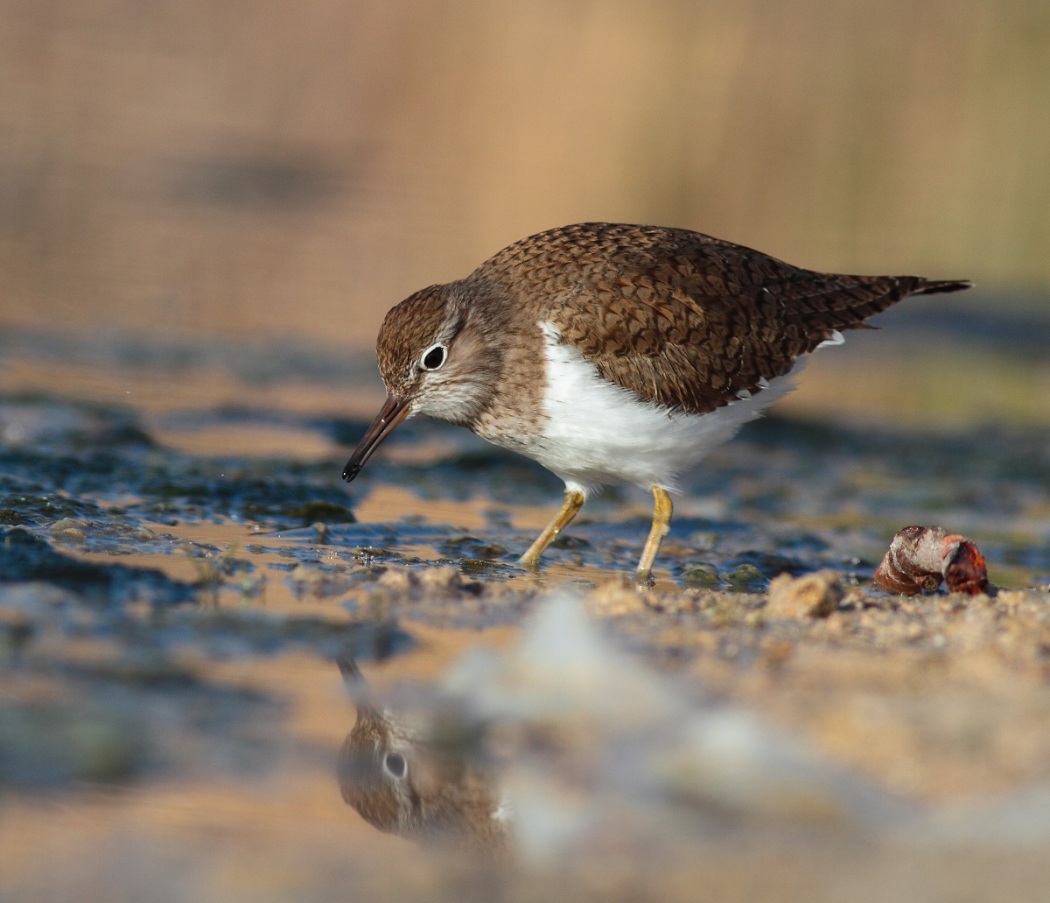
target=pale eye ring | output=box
[383,751,408,779]
[420,343,447,371]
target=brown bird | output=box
[337,658,509,852]
[343,222,970,582]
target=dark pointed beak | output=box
[342,395,412,482]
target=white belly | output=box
[528,322,802,496]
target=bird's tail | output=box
[912,279,973,296]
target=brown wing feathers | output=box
[479,223,970,416]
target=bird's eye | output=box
[383,751,408,779]
[420,344,447,371]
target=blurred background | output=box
[0,0,1047,422]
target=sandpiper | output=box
[337,658,507,851]
[343,222,970,583]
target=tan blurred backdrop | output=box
[1,0,1047,353]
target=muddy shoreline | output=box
[2,331,1049,900]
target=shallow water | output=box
[2,324,1050,901]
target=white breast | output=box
[529,322,803,496]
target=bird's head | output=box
[343,281,504,482]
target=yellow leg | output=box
[518,489,585,570]
[636,485,673,584]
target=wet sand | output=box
[1,319,1049,900]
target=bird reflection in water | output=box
[336,657,510,853]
